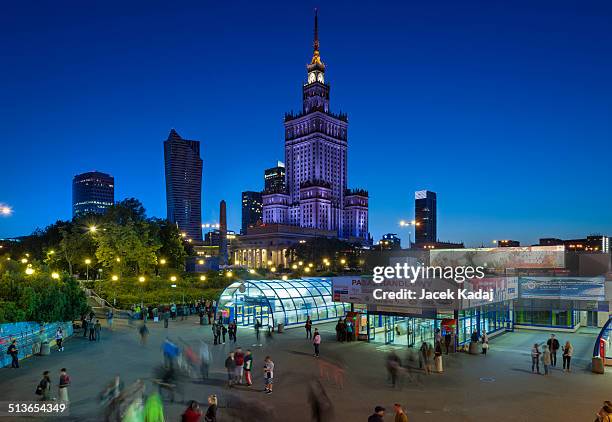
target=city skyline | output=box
[1,1,611,245]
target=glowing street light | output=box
[25,267,35,275]
[292,264,298,270]
[226,271,233,278]
[85,259,92,281]
[138,276,145,282]
[304,267,311,273]
[200,275,206,281]
[249,269,256,274]
[20,258,28,264]
[308,263,313,268]
[281,275,288,281]
[340,259,346,265]
[270,267,276,272]
[116,257,121,263]
[170,275,177,282]
[298,261,303,266]
[160,259,167,265]
[0,205,12,216]
[51,272,60,279]
[89,225,97,233]
[111,275,119,281]
[198,259,204,265]
[267,260,272,266]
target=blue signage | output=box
[519,277,605,301]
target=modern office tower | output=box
[415,190,437,244]
[163,129,203,241]
[261,10,368,241]
[241,191,263,234]
[264,162,286,193]
[219,200,228,266]
[72,171,115,218]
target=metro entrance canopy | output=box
[218,278,348,328]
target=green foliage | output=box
[0,265,89,323]
[286,237,364,270]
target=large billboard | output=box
[430,246,565,270]
[519,276,605,301]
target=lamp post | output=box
[85,259,92,281]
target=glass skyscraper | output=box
[164,129,203,241]
[415,190,437,244]
[72,171,114,218]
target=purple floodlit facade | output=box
[262,11,369,242]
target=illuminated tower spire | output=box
[308,9,325,74]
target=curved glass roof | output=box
[218,277,348,327]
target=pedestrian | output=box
[386,352,401,387]
[346,320,353,342]
[55,327,64,351]
[81,316,88,337]
[199,341,211,380]
[542,345,551,375]
[368,406,385,422]
[419,342,429,374]
[263,355,274,394]
[531,343,541,374]
[182,400,202,422]
[562,341,573,372]
[204,394,217,422]
[234,347,245,384]
[335,318,342,342]
[393,403,409,422]
[215,323,222,346]
[139,322,149,345]
[36,371,52,401]
[58,368,70,402]
[313,328,321,357]
[255,319,262,344]
[164,309,169,328]
[212,321,219,345]
[547,334,560,367]
[94,319,102,341]
[221,324,227,344]
[244,349,253,386]
[481,332,489,355]
[171,303,177,320]
[7,339,19,368]
[444,331,452,354]
[88,318,96,341]
[228,321,237,343]
[224,352,236,387]
[596,402,612,422]
[107,310,114,330]
[305,316,313,339]
[434,341,444,373]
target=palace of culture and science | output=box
[234,11,369,268]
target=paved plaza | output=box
[1,318,610,421]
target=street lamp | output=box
[270,267,276,273]
[89,225,97,233]
[160,259,167,265]
[281,275,288,281]
[51,272,60,279]
[25,267,35,275]
[304,267,311,273]
[340,259,346,265]
[20,258,28,264]
[111,275,119,281]
[292,264,298,270]
[200,275,206,281]
[170,275,177,282]
[85,259,92,281]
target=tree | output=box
[58,225,96,275]
[149,218,187,270]
[94,220,161,275]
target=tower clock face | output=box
[308,73,316,83]
[317,73,324,83]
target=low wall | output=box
[0,321,73,367]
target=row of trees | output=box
[7,199,189,278]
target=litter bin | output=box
[592,357,605,374]
[277,323,284,333]
[40,342,51,356]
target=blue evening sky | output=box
[1,0,611,246]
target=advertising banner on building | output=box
[519,277,606,301]
[430,246,565,270]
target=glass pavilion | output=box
[218,278,348,328]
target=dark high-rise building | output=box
[415,190,437,244]
[164,129,203,241]
[539,235,610,253]
[219,200,228,266]
[241,191,263,234]
[264,162,286,193]
[378,233,401,250]
[72,171,115,218]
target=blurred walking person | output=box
[386,352,401,387]
[36,371,52,401]
[139,322,149,345]
[200,341,211,380]
[313,328,321,357]
[393,403,409,422]
[434,341,444,373]
[263,356,274,394]
[58,368,70,402]
[94,319,102,342]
